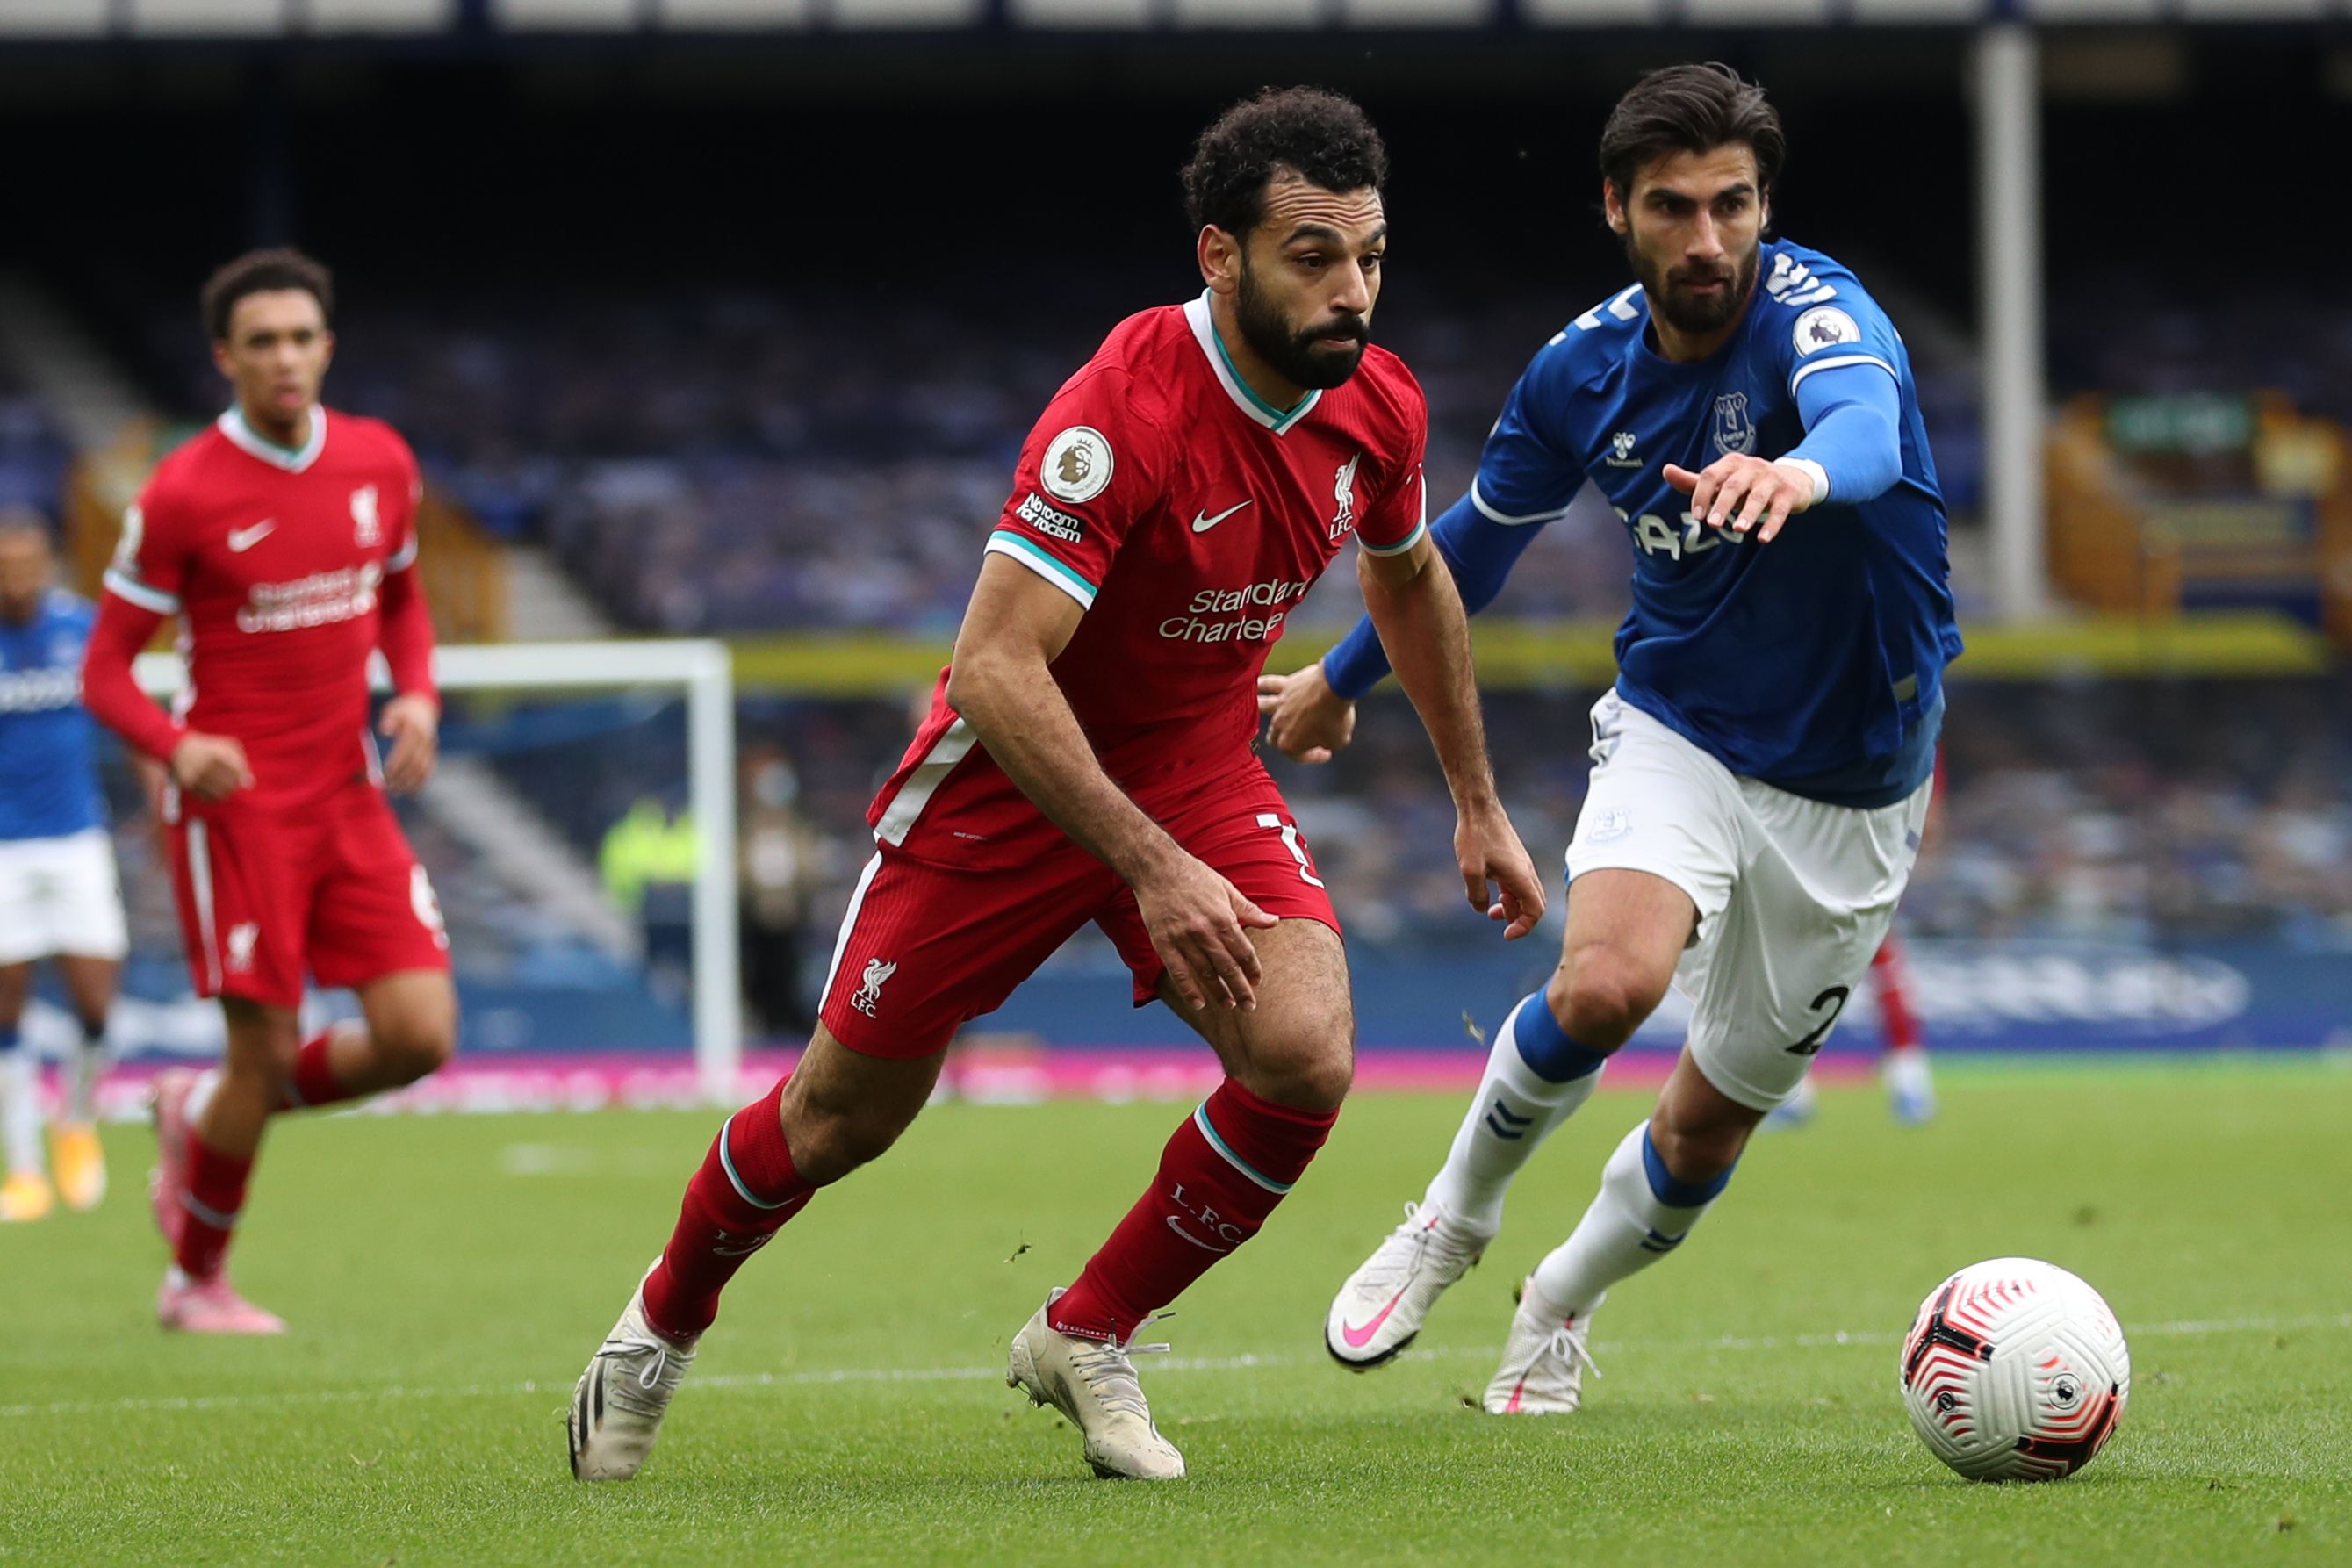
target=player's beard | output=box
[1629,235,1759,337]
[1235,260,1370,392]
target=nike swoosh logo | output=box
[1164,1215,1232,1254]
[1340,1288,1410,1349]
[1190,500,1253,533]
[226,521,276,552]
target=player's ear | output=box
[210,339,235,380]
[1198,225,1242,295]
[1602,180,1628,235]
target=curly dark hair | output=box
[1598,62,1786,205]
[1181,87,1389,237]
[200,248,334,342]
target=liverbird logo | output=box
[351,484,383,547]
[1328,451,1361,540]
[852,957,897,1018]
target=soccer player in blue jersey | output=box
[1271,63,1963,1412]
[0,514,126,1221]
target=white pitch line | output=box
[4,1312,2343,1424]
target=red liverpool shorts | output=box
[166,780,452,1011]
[818,760,1337,1059]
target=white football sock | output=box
[2,1047,42,1178]
[1529,1120,1730,1319]
[1422,996,1605,1235]
[66,1026,111,1125]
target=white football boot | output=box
[1482,1277,1603,1415]
[569,1265,699,1481]
[1324,1202,1490,1369]
[1006,1289,1184,1480]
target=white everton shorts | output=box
[0,828,131,965]
[1565,688,1931,1111]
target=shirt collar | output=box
[219,405,327,473]
[1183,292,1320,435]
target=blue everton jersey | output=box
[1474,239,1962,802]
[0,590,107,841]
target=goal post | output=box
[133,639,743,1102]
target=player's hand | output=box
[378,694,441,793]
[1134,848,1280,1011]
[1256,661,1356,764]
[1663,453,1817,543]
[1455,797,1547,941]
[169,731,254,802]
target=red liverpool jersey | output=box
[104,406,423,807]
[870,293,1429,868]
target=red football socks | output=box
[281,1030,357,1111]
[641,1077,814,1344]
[174,1134,255,1282]
[1051,1078,1337,1344]
[1873,939,1924,1054]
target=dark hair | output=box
[201,248,334,342]
[1598,63,1786,205]
[1181,87,1389,236]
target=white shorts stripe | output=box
[819,852,883,1012]
[186,819,221,994]
[872,718,975,847]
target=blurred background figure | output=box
[0,508,123,1220]
[737,745,816,1039]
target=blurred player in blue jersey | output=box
[0,514,126,1221]
[1266,63,1962,1412]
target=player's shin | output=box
[66,1016,110,1125]
[1528,1120,1734,1320]
[1051,1079,1336,1343]
[172,1133,255,1282]
[0,1022,40,1178]
[1424,991,1608,1234]
[639,1076,815,1344]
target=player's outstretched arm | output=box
[1262,491,1550,754]
[81,591,252,801]
[946,555,1276,1010]
[1356,536,1545,940]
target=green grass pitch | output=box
[2,1064,2347,1565]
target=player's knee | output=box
[780,1093,917,1186]
[1547,956,1667,1050]
[1242,1034,1353,1112]
[375,1018,457,1083]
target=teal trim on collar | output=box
[1208,315,1312,428]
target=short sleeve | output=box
[102,486,186,615]
[385,432,424,573]
[1468,341,1589,527]
[1763,254,1905,400]
[1355,380,1429,557]
[985,368,1163,612]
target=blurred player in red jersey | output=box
[568,88,1545,1484]
[80,250,457,1334]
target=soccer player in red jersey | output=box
[80,250,457,1334]
[568,89,1544,1483]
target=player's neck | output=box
[1205,291,1312,416]
[234,399,314,455]
[1644,281,1756,365]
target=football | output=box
[1900,1257,2132,1482]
